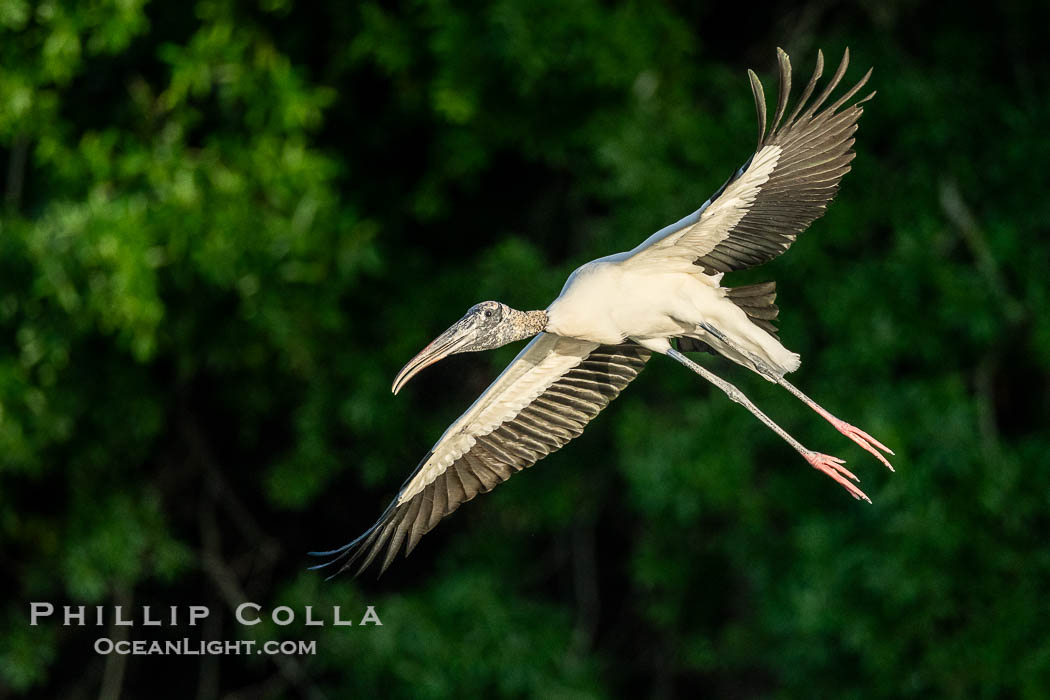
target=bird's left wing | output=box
[625,47,874,273]
[311,333,650,576]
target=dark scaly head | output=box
[391,301,547,394]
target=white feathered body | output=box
[545,256,800,377]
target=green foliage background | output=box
[2,0,1048,697]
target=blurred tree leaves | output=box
[2,0,1049,697]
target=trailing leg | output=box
[667,348,870,502]
[698,322,894,471]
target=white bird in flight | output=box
[312,47,891,577]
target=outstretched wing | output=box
[626,47,874,273]
[310,334,650,576]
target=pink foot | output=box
[804,451,871,503]
[830,418,895,472]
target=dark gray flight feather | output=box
[693,47,875,275]
[310,342,650,577]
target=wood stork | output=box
[311,47,891,577]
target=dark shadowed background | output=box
[2,0,1049,697]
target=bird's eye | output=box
[484,309,494,319]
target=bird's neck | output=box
[504,309,548,344]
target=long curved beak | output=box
[392,322,474,395]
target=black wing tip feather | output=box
[306,449,437,579]
[747,68,767,148]
[306,458,486,580]
[762,46,874,143]
[306,496,399,579]
[745,45,874,154]
[753,47,869,129]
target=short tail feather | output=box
[725,281,779,338]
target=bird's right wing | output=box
[311,334,650,576]
[625,48,874,274]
